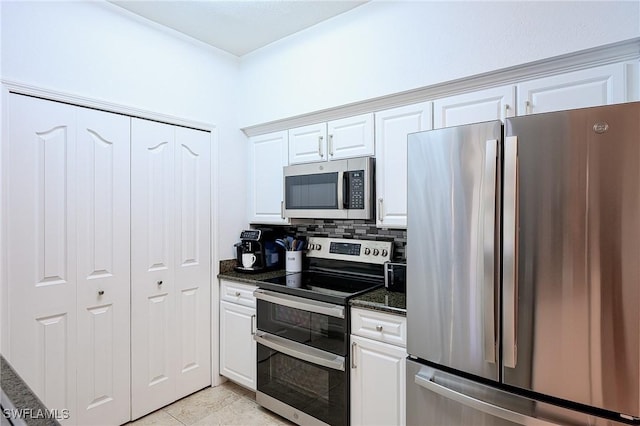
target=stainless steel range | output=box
[254,237,393,426]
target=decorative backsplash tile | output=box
[267,220,407,261]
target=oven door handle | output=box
[254,331,345,371]
[253,288,345,319]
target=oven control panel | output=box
[305,237,393,264]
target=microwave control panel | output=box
[347,170,365,209]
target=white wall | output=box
[239,0,640,127]
[1,0,247,262]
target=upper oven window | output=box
[256,299,347,356]
[285,173,338,210]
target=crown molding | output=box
[1,79,217,132]
[242,37,640,137]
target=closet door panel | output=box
[174,127,211,398]
[131,118,177,419]
[6,94,77,420]
[76,108,131,425]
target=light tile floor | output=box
[127,381,294,426]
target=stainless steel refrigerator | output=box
[406,102,639,426]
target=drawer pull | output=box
[235,291,241,297]
[376,325,383,332]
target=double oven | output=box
[253,237,393,426]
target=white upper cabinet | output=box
[248,131,289,224]
[517,63,629,115]
[433,85,516,129]
[288,123,327,164]
[327,113,374,160]
[374,102,432,228]
[289,113,374,164]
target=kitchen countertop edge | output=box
[349,288,406,316]
[218,267,406,316]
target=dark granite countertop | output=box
[218,259,405,316]
[217,269,291,285]
[217,258,292,285]
[350,288,406,316]
[1,355,60,426]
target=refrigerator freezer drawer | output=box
[406,359,633,426]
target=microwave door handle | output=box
[342,172,349,209]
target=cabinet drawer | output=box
[351,307,406,347]
[220,280,257,308]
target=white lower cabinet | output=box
[350,308,407,426]
[219,280,257,390]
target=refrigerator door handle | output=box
[503,135,519,368]
[483,139,498,364]
[414,371,560,426]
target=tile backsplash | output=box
[266,220,406,261]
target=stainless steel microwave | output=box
[283,156,374,220]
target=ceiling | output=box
[109,0,369,57]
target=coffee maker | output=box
[234,228,281,273]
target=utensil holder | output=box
[285,251,302,272]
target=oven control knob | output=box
[364,248,371,255]
[315,244,321,251]
[373,249,380,256]
[382,249,388,257]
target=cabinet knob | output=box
[157,280,163,286]
[376,325,383,332]
[98,290,105,296]
[235,291,241,297]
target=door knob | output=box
[98,290,105,296]
[157,280,163,286]
[376,325,383,332]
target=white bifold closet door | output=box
[6,93,131,425]
[130,118,211,420]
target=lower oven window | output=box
[257,343,346,426]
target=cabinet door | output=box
[433,85,515,129]
[220,301,256,390]
[76,107,131,425]
[131,118,177,419]
[249,131,289,224]
[517,63,628,115]
[174,127,211,399]
[328,113,374,160]
[350,335,406,426]
[6,94,78,421]
[374,102,432,228]
[288,123,326,164]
